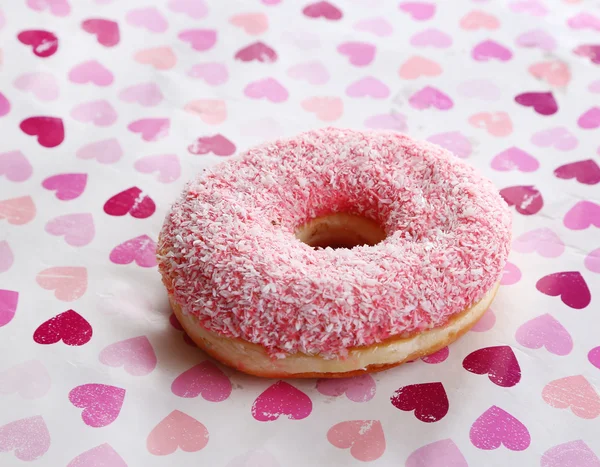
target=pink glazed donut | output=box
[158,128,511,378]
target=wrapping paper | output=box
[1,0,600,465]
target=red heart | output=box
[188,134,236,156]
[499,185,543,215]
[81,19,120,47]
[19,117,64,148]
[390,382,449,422]
[463,345,521,387]
[17,30,58,57]
[536,271,591,309]
[103,187,155,218]
[554,159,600,185]
[33,309,93,346]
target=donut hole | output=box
[295,213,386,250]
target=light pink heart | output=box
[109,235,157,268]
[45,213,95,246]
[0,241,14,273]
[128,118,170,141]
[0,360,51,399]
[244,78,288,102]
[470,406,530,450]
[76,138,122,164]
[0,416,50,461]
[67,443,127,467]
[585,248,600,274]
[301,97,343,121]
[42,173,87,200]
[568,13,600,31]
[516,313,572,356]
[119,83,163,107]
[69,383,125,427]
[512,227,564,257]
[316,374,376,402]
[327,420,386,461]
[346,76,389,98]
[578,107,600,129]
[0,151,32,182]
[69,60,113,86]
[399,2,436,21]
[541,440,600,467]
[71,100,117,127]
[501,262,521,285]
[457,79,501,100]
[409,86,453,110]
[99,336,157,376]
[179,29,217,51]
[171,361,232,401]
[167,0,207,19]
[147,410,209,455]
[14,72,59,101]
[406,438,467,467]
[542,375,600,419]
[134,46,176,70]
[354,17,393,36]
[287,61,329,84]
[126,7,168,33]
[36,266,87,301]
[564,201,600,230]
[0,196,36,225]
[188,62,228,86]
[134,154,180,183]
[26,0,70,16]
[491,147,539,172]
[471,309,496,332]
[410,28,452,48]
[184,99,227,124]
[364,113,407,132]
[531,126,578,151]
[516,29,556,51]
[510,0,547,16]
[427,131,471,158]
[230,13,268,35]
[337,42,376,66]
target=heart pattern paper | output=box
[1,0,599,465]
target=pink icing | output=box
[158,128,511,358]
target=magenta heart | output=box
[391,382,448,423]
[69,383,125,427]
[251,381,312,421]
[0,151,32,182]
[516,313,572,356]
[303,1,343,20]
[346,76,389,98]
[17,30,58,57]
[574,44,600,65]
[427,131,472,158]
[99,336,157,376]
[171,361,232,402]
[69,60,113,86]
[244,78,288,102]
[188,134,236,156]
[109,235,157,268]
[589,347,600,370]
[578,107,600,129]
[541,440,600,467]
[463,346,521,387]
[127,118,170,141]
[103,187,155,218]
[409,86,453,110]
[178,29,217,51]
[421,346,449,364]
[536,271,591,309]
[33,309,93,346]
[500,185,543,215]
[470,406,530,451]
[564,201,600,230]
[406,439,467,467]
[235,41,277,62]
[555,159,600,185]
[337,42,376,66]
[515,91,558,115]
[67,443,127,467]
[19,116,64,148]
[491,147,539,172]
[81,18,119,47]
[399,2,435,21]
[472,40,512,61]
[0,416,51,461]
[364,113,407,132]
[316,374,376,402]
[0,289,18,327]
[42,173,87,200]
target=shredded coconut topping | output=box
[158,128,512,358]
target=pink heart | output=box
[491,147,539,172]
[69,383,125,427]
[354,17,393,37]
[327,420,385,461]
[515,91,558,116]
[301,97,343,121]
[76,139,122,164]
[399,56,442,79]
[536,271,591,309]
[134,154,180,183]
[71,99,117,127]
[134,46,177,70]
[541,440,600,467]
[586,248,600,274]
[14,72,59,101]
[564,201,600,230]
[287,60,330,84]
[252,381,312,421]
[500,185,543,215]
[0,241,14,273]
[316,374,376,402]
[67,443,127,467]
[126,7,168,33]
[26,0,70,16]
[501,262,522,285]
[406,439,468,467]
[0,151,33,182]
[36,267,87,301]
[0,360,51,399]
[0,92,9,117]
[45,213,95,246]
[110,235,157,268]
[589,347,600,369]
[81,19,119,47]
[0,289,18,327]
[421,346,449,364]
[128,118,170,141]
[42,173,87,200]
[427,131,471,158]
[167,0,207,19]
[147,410,209,455]
[337,41,376,66]
[0,416,50,461]
[171,361,232,401]
[410,28,452,48]
[568,13,600,31]
[513,227,564,257]
[531,126,578,150]
[409,86,453,110]
[0,196,36,225]
[230,13,268,35]
[303,1,343,20]
[460,10,499,30]
[364,113,408,132]
[188,62,228,85]
[119,83,163,107]
[472,40,512,61]
[509,0,547,16]
[515,313,572,355]
[470,406,530,450]
[471,308,496,332]
[542,375,600,419]
[99,336,157,376]
[68,60,113,86]
[178,29,217,51]
[528,61,571,86]
[516,29,556,51]
[184,99,227,124]
[346,76,389,98]
[244,78,288,102]
[468,111,513,136]
[399,2,435,20]
[555,159,600,185]
[227,450,280,467]
[235,41,277,63]
[188,134,235,156]
[578,107,600,129]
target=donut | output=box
[158,128,511,378]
